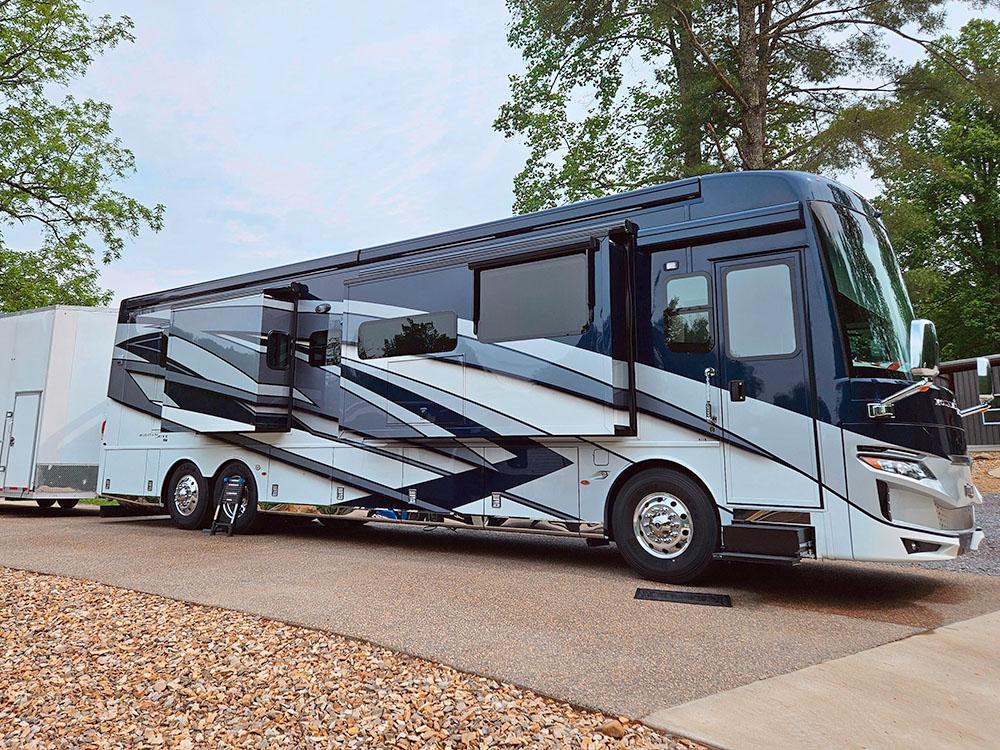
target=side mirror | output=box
[977,356,996,404]
[909,319,939,377]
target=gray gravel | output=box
[923,493,999,576]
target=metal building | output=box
[939,355,1000,450]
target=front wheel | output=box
[57,499,79,509]
[612,468,719,584]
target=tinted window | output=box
[477,253,590,344]
[725,264,797,358]
[265,330,291,370]
[664,274,712,352]
[308,317,342,367]
[358,312,457,360]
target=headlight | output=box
[860,455,935,480]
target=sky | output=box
[10,1,984,302]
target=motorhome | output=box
[97,172,995,582]
[1,306,118,507]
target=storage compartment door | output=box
[162,293,295,432]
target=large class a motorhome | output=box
[98,171,996,582]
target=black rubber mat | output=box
[634,588,732,607]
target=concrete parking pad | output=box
[2,501,1000,719]
[645,609,1000,750]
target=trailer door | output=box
[714,250,822,508]
[4,391,42,491]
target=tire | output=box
[212,461,259,534]
[164,461,213,529]
[35,498,56,509]
[612,468,719,584]
[57,499,79,509]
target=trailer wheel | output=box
[35,499,56,509]
[612,468,718,584]
[213,461,259,534]
[164,462,213,529]
[57,499,79,509]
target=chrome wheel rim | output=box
[173,475,200,516]
[633,492,694,559]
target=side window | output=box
[664,274,712,352]
[308,317,342,367]
[265,330,291,370]
[476,252,591,344]
[724,263,798,359]
[358,311,457,360]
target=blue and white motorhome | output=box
[98,171,995,582]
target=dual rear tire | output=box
[164,460,258,534]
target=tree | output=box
[872,19,1000,359]
[496,0,995,213]
[0,0,163,312]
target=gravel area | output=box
[0,568,704,750]
[923,492,1000,576]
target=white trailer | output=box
[0,306,117,507]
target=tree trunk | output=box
[735,0,768,169]
[672,10,703,172]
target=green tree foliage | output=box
[872,20,1000,359]
[496,0,993,213]
[0,0,164,312]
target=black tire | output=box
[57,499,79,509]
[35,498,56,509]
[164,461,213,529]
[612,468,719,584]
[212,461,259,534]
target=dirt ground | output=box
[973,452,1000,494]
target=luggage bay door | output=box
[161,290,297,433]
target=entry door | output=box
[5,392,42,490]
[713,251,821,508]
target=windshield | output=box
[811,200,915,376]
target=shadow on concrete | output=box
[0,500,979,629]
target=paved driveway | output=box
[2,500,999,718]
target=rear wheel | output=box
[164,462,213,529]
[213,461,259,534]
[612,468,719,584]
[57,499,79,509]
[35,498,55,509]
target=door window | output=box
[724,263,798,359]
[664,274,712,352]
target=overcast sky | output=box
[26,1,983,301]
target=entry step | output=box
[719,522,815,560]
